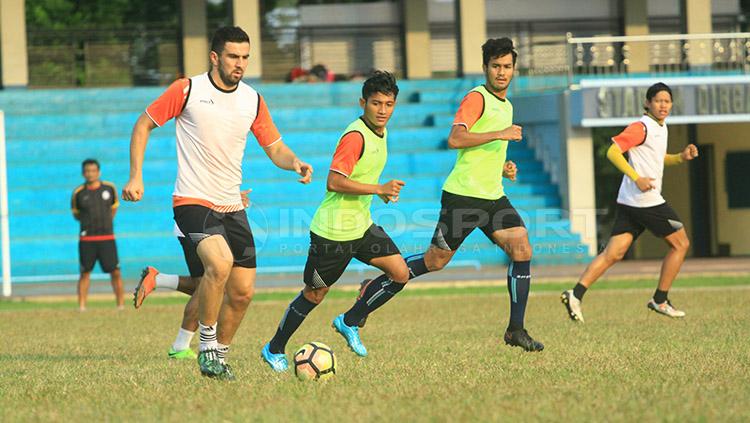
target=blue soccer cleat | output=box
[332,314,367,357]
[261,342,289,372]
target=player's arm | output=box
[262,141,313,184]
[110,185,120,219]
[124,78,189,201]
[254,95,313,184]
[608,122,654,192]
[71,188,80,220]
[448,124,522,149]
[665,144,699,165]
[326,130,404,201]
[502,160,518,181]
[447,91,522,149]
[123,114,156,201]
[327,171,404,200]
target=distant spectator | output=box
[310,63,334,82]
[287,66,310,82]
[71,159,124,311]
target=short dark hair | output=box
[362,70,399,101]
[82,158,100,171]
[646,82,673,101]
[210,26,250,55]
[482,37,517,66]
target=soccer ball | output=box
[293,342,336,381]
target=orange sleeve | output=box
[251,95,282,147]
[145,78,190,127]
[452,91,484,130]
[612,122,647,153]
[329,131,365,177]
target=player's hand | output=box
[502,160,517,181]
[293,158,313,184]
[498,125,523,142]
[681,144,699,161]
[122,177,144,202]
[635,177,656,192]
[241,188,252,208]
[378,194,392,204]
[378,179,405,202]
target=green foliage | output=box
[26,0,180,30]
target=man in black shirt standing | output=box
[71,159,124,311]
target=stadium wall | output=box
[697,122,750,256]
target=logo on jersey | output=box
[200,99,215,105]
[102,190,111,201]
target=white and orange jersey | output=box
[612,114,668,208]
[146,72,281,212]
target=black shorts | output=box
[611,202,684,239]
[178,236,204,278]
[79,239,119,273]
[303,224,400,288]
[431,191,525,251]
[173,205,257,276]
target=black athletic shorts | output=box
[79,239,119,273]
[611,202,684,239]
[303,224,400,288]
[431,191,525,251]
[178,235,204,278]
[173,205,257,276]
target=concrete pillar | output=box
[403,0,431,79]
[564,127,598,256]
[0,0,28,88]
[232,0,262,79]
[622,0,650,73]
[455,0,486,76]
[181,0,208,77]
[681,0,713,67]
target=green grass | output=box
[1,277,749,421]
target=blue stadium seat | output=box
[0,78,590,280]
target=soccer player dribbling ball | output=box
[260,71,409,371]
[561,82,698,323]
[123,26,313,380]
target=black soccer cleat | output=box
[504,328,544,352]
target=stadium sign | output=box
[573,76,750,127]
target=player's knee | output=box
[511,245,533,262]
[230,286,254,307]
[672,235,690,253]
[426,249,451,271]
[388,265,410,284]
[203,259,233,283]
[604,249,626,263]
[304,286,329,304]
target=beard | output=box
[218,64,242,87]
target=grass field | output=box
[1,276,749,421]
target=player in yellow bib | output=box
[261,71,409,370]
[349,38,543,352]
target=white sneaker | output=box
[647,299,686,318]
[561,290,585,323]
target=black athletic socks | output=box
[653,289,668,304]
[343,275,405,326]
[405,254,429,279]
[573,283,588,301]
[507,260,531,332]
[268,291,318,354]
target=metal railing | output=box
[566,32,750,86]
